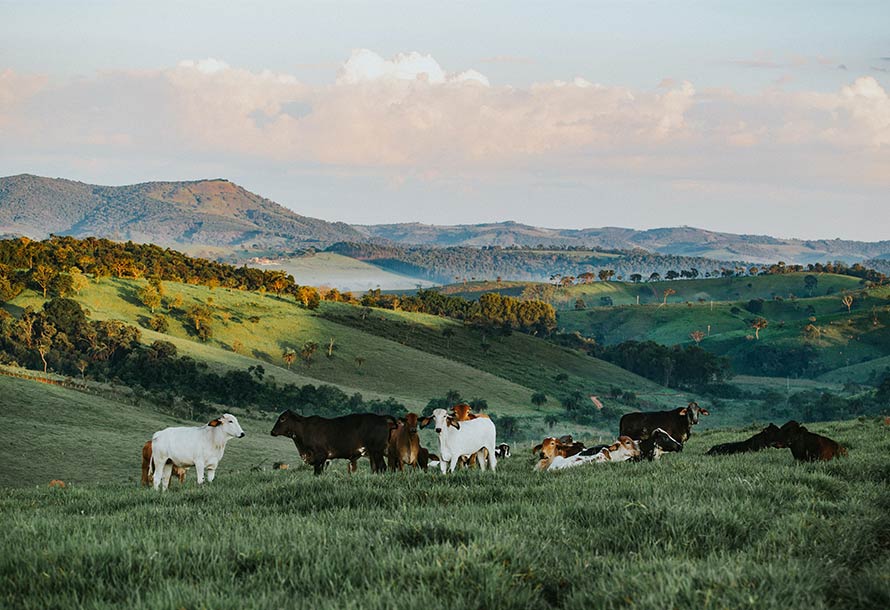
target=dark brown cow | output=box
[270,411,393,475]
[619,402,710,442]
[780,421,847,462]
[141,439,186,487]
[706,423,784,456]
[387,413,425,471]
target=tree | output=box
[138,284,162,313]
[690,330,705,345]
[574,298,587,310]
[531,392,548,406]
[185,304,213,341]
[544,414,559,429]
[442,327,455,348]
[300,341,319,367]
[629,274,643,283]
[598,269,615,282]
[326,337,336,358]
[661,288,677,307]
[69,267,89,295]
[282,347,296,369]
[445,389,462,407]
[804,275,819,294]
[751,317,769,340]
[148,314,169,333]
[842,294,854,314]
[32,265,57,299]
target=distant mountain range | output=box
[2,175,888,265]
[355,222,890,265]
[0,174,362,248]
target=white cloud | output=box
[336,49,489,86]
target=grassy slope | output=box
[2,389,888,609]
[439,273,865,307]
[7,278,674,415]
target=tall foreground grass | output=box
[2,419,888,609]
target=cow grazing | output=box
[141,439,187,487]
[151,414,245,491]
[270,411,392,475]
[706,424,784,456]
[619,402,710,442]
[780,421,847,462]
[494,443,511,459]
[637,428,683,461]
[422,408,497,473]
[387,413,425,471]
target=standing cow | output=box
[270,411,393,475]
[422,408,497,473]
[151,414,245,491]
[619,402,709,442]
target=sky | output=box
[1,0,889,240]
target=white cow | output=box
[423,408,497,473]
[151,414,245,491]
[547,437,640,471]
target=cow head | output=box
[758,423,786,448]
[497,443,511,459]
[678,402,709,425]
[402,413,420,434]
[211,413,246,438]
[557,434,574,445]
[270,410,300,437]
[607,436,641,461]
[431,408,460,434]
[538,437,559,460]
[451,403,477,421]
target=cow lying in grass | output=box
[151,414,245,491]
[545,437,640,470]
[781,421,847,462]
[706,424,784,456]
[634,428,683,461]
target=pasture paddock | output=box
[2,418,888,609]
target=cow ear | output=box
[467,413,477,420]
[208,418,221,427]
[678,408,688,416]
[532,443,543,454]
[448,417,460,430]
[699,408,710,416]
[419,417,431,429]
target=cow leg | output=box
[439,458,448,474]
[313,461,326,475]
[488,449,497,472]
[448,455,460,473]
[161,461,173,491]
[152,456,166,491]
[194,461,206,485]
[205,465,216,483]
[477,450,487,471]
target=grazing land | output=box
[1,386,887,609]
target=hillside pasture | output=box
[2,401,888,609]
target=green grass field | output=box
[2,371,888,609]
[252,252,438,291]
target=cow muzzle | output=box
[239,432,246,438]
[435,428,442,434]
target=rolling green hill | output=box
[5,277,682,419]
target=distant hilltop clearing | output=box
[0,174,363,249]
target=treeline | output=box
[327,242,747,284]
[360,288,557,335]
[594,340,731,389]
[0,236,322,306]
[0,297,406,419]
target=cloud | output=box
[478,55,536,65]
[2,51,889,195]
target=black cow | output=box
[706,423,784,456]
[494,443,511,459]
[270,411,394,475]
[619,402,710,442]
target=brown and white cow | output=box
[141,439,187,487]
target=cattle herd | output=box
[140,401,848,490]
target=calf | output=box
[451,403,489,422]
[151,414,245,491]
[494,443,511,459]
[547,437,640,470]
[780,421,847,462]
[270,411,392,475]
[637,428,683,461]
[706,423,784,456]
[141,439,187,486]
[387,413,423,471]
[532,437,585,458]
[619,402,710,442]
[422,408,497,473]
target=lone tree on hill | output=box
[300,341,319,367]
[690,330,705,345]
[660,288,677,307]
[751,317,769,340]
[282,347,296,369]
[531,392,548,406]
[138,283,161,313]
[842,294,854,314]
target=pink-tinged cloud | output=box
[1,50,889,190]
